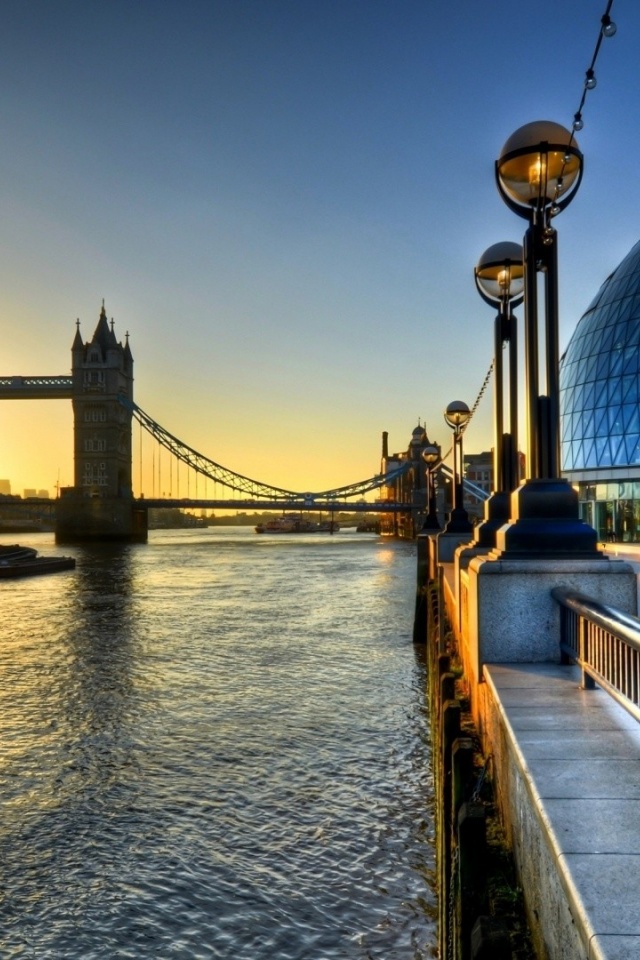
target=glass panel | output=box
[571,440,584,468]
[618,500,635,541]
[582,381,596,409]
[623,350,639,375]
[626,318,640,347]
[582,410,595,439]
[584,441,598,468]
[595,435,612,466]
[606,404,623,433]
[596,352,613,378]
[625,433,640,463]
[623,404,640,433]
[594,406,609,435]
[596,501,615,541]
[582,355,599,381]
[610,435,626,465]
[622,375,638,403]
[571,414,584,441]
[609,350,625,377]
[607,376,622,402]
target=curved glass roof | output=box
[560,238,640,473]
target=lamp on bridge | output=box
[442,401,472,534]
[472,241,524,546]
[421,445,440,531]
[493,119,598,555]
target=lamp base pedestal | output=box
[472,491,510,548]
[493,478,599,558]
[442,507,473,536]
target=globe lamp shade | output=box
[496,120,583,219]
[475,241,524,306]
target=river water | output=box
[0,527,436,959]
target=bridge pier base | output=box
[55,491,148,543]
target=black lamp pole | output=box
[442,401,473,534]
[421,445,440,530]
[494,119,598,556]
[473,241,524,546]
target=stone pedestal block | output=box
[465,554,637,691]
[56,494,148,543]
[437,531,474,564]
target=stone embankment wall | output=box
[422,568,533,960]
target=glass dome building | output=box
[560,238,640,541]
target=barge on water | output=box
[0,545,76,578]
[255,515,340,534]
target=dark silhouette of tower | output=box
[57,304,146,541]
[70,304,133,497]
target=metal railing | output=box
[552,587,640,723]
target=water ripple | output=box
[0,530,435,959]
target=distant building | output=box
[463,450,525,520]
[0,479,10,495]
[23,489,37,499]
[561,238,640,541]
[379,423,443,538]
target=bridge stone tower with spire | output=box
[57,304,147,541]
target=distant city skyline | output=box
[1,1,638,495]
[0,479,51,499]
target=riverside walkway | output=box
[485,660,640,960]
[437,542,640,959]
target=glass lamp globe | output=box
[475,241,524,306]
[422,445,439,466]
[444,401,470,430]
[496,120,583,219]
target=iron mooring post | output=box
[470,916,512,960]
[440,699,461,960]
[457,801,487,960]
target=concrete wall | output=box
[474,677,584,960]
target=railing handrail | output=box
[551,587,640,653]
[552,586,640,724]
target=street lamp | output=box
[443,401,472,534]
[494,120,597,555]
[475,241,524,496]
[421,444,440,530]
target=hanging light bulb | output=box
[601,14,617,37]
[497,268,511,293]
[585,69,597,90]
[573,113,584,132]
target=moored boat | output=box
[255,515,340,534]
[0,544,76,578]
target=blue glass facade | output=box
[560,239,640,540]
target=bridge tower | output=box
[70,304,133,496]
[57,304,147,542]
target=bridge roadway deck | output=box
[137,498,407,512]
[485,660,640,959]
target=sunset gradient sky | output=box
[1,0,639,497]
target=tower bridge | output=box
[1,306,460,541]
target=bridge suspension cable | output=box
[119,396,411,502]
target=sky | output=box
[0,0,639,498]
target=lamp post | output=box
[443,401,472,534]
[421,444,440,530]
[475,241,524,497]
[494,120,597,555]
